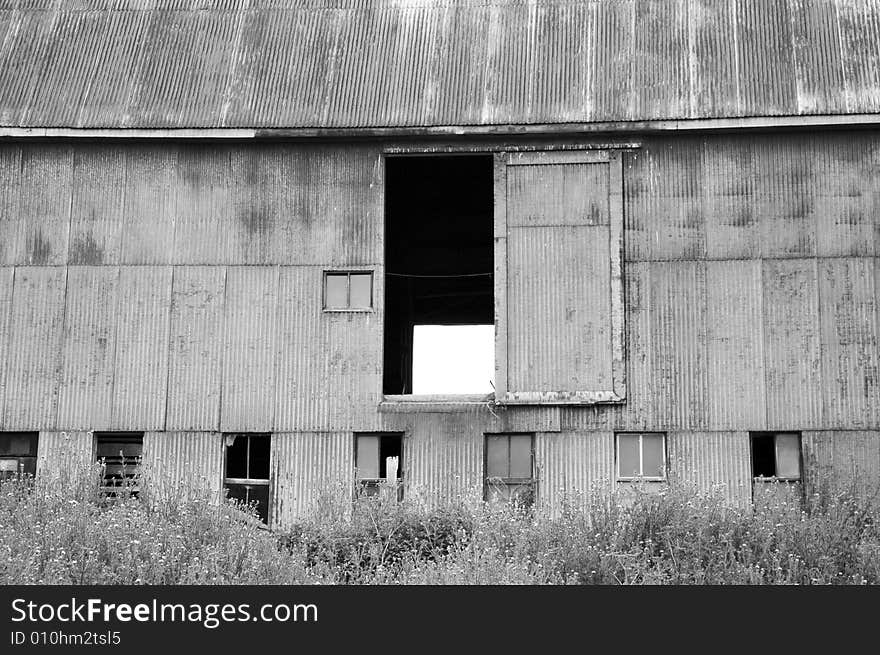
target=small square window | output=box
[0,432,38,480]
[616,432,666,481]
[323,271,373,311]
[224,433,271,523]
[485,433,535,506]
[751,432,801,481]
[95,432,143,495]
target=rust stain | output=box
[68,232,104,265]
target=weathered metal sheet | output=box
[802,430,880,500]
[120,147,177,264]
[819,258,880,428]
[16,145,71,265]
[220,266,277,431]
[703,139,761,260]
[1,1,879,129]
[142,431,223,501]
[166,267,225,431]
[706,260,766,430]
[68,148,125,265]
[763,258,824,429]
[274,266,382,432]
[0,267,13,421]
[0,145,21,265]
[667,431,752,507]
[2,267,65,430]
[535,430,614,514]
[35,431,93,481]
[271,431,354,528]
[56,267,119,431]
[110,266,172,430]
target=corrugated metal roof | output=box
[0,0,878,129]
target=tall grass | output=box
[1,462,877,584]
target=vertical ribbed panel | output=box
[802,430,880,499]
[35,431,93,480]
[592,0,635,119]
[0,145,21,265]
[535,430,614,514]
[142,431,223,500]
[837,0,880,113]
[3,267,66,430]
[0,267,13,421]
[271,431,353,528]
[220,266,277,431]
[110,266,172,430]
[274,266,382,432]
[615,262,650,430]
[690,0,738,116]
[166,266,225,431]
[763,258,823,429]
[508,162,610,227]
[57,266,119,430]
[173,146,233,264]
[790,0,846,113]
[646,261,709,429]
[16,145,71,265]
[707,260,766,429]
[631,0,689,119]
[703,139,760,260]
[819,258,880,428]
[667,431,752,507]
[228,147,279,264]
[120,147,177,265]
[68,147,125,265]
[736,0,797,115]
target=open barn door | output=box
[494,150,625,405]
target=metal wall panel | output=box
[166,267,225,431]
[142,431,223,501]
[819,258,880,428]
[120,147,178,265]
[56,267,119,430]
[706,260,766,430]
[271,431,354,528]
[535,430,614,513]
[220,266,277,431]
[802,430,880,500]
[0,145,21,265]
[2,267,66,429]
[763,259,824,429]
[703,139,761,260]
[667,431,752,507]
[68,148,125,265]
[110,266,172,430]
[35,430,94,480]
[838,0,880,112]
[0,267,13,419]
[790,0,847,114]
[16,145,71,265]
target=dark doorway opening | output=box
[383,155,495,395]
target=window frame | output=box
[354,432,404,499]
[615,432,667,482]
[750,432,802,483]
[223,433,272,523]
[94,432,144,495]
[483,432,537,505]
[0,432,39,479]
[323,270,374,312]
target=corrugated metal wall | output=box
[667,431,752,508]
[1,1,879,128]
[35,431,93,480]
[142,431,224,501]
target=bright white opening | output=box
[412,324,495,395]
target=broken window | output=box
[484,433,535,506]
[224,433,271,523]
[0,432,38,480]
[751,432,801,480]
[324,271,373,311]
[95,433,143,495]
[355,433,403,498]
[616,432,666,481]
[383,155,495,396]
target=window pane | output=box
[642,434,665,478]
[775,433,801,479]
[325,273,348,309]
[349,273,372,309]
[486,435,509,478]
[356,435,380,479]
[0,433,38,457]
[508,435,532,479]
[248,435,271,480]
[618,434,640,478]
[225,434,248,479]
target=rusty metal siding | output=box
[2,267,65,430]
[274,266,383,432]
[1,1,879,129]
[142,431,223,500]
[35,430,93,480]
[0,267,12,421]
[110,266,172,431]
[68,148,125,265]
[220,266,277,432]
[56,267,118,431]
[706,260,766,430]
[802,430,880,499]
[819,258,880,428]
[166,267,225,432]
[763,258,824,429]
[667,431,752,507]
[271,431,354,528]
[121,147,177,265]
[535,430,614,513]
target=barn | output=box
[1,0,879,526]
